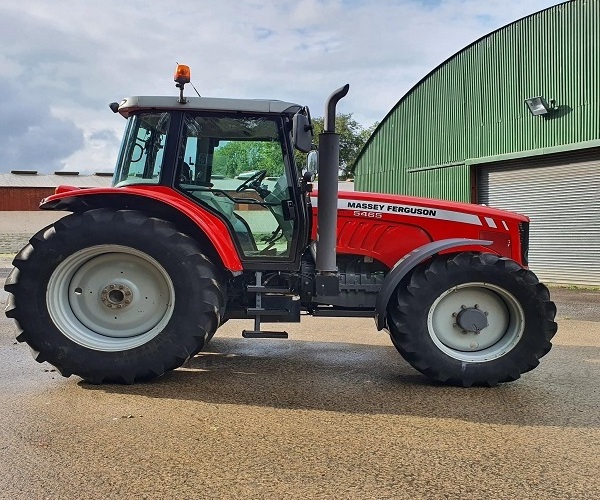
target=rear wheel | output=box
[388,252,557,387]
[5,209,226,384]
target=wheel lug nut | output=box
[452,312,457,317]
[101,283,132,309]
[474,304,479,309]
[461,305,466,309]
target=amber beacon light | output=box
[174,64,191,103]
[174,64,191,85]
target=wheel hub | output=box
[47,245,175,350]
[455,305,488,333]
[100,283,133,309]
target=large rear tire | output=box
[4,209,226,384]
[388,252,557,387]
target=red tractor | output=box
[4,66,556,387]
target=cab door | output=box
[175,112,308,270]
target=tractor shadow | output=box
[83,335,600,429]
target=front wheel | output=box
[5,209,226,384]
[388,252,557,387]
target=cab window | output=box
[176,114,296,259]
[113,112,170,186]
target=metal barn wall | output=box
[364,163,472,200]
[354,0,600,200]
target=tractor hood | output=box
[309,189,529,268]
[311,189,529,225]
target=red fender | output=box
[41,185,244,272]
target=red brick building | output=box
[0,171,113,210]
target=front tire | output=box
[4,209,226,384]
[388,252,557,387]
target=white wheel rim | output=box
[47,245,175,352]
[427,282,524,363]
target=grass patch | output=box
[0,254,16,265]
[547,283,600,292]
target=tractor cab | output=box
[111,66,314,270]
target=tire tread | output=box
[388,252,557,387]
[4,209,226,384]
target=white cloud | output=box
[0,0,564,173]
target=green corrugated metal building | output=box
[353,0,600,285]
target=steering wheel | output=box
[236,170,267,193]
[179,162,192,183]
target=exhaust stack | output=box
[315,84,349,293]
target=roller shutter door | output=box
[477,149,600,285]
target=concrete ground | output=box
[1,268,599,499]
[0,211,68,253]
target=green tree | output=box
[294,113,378,178]
[213,140,285,177]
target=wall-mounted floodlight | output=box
[524,96,555,116]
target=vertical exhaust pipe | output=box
[315,84,350,281]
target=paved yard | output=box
[1,271,598,499]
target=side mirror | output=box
[304,150,318,181]
[292,112,313,153]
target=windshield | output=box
[113,112,170,187]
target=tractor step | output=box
[242,330,289,339]
[243,271,296,339]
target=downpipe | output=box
[315,84,349,295]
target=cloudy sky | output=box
[0,0,564,174]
